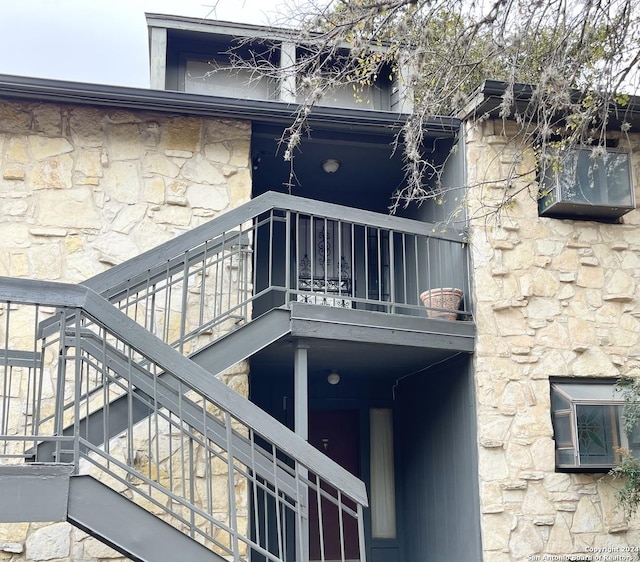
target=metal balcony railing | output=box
[84,191,471,357]
[0,278,367,562]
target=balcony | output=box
[82,192,473,368]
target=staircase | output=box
[0,192,470,562]
[0,277,367,562]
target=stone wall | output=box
[0,101,251,279]
[0,99,252,562]
[467,119,640,561]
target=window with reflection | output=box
[551,381,640,471]
[539,147,634,221]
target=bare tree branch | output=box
[230,0,640,220]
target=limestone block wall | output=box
[467,119,640,561]
[0,99,252,562]
[0,100,251,279]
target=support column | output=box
[294,343,308,440]
[149,27,167,90]
[294,342,309,561]
[280,41,297,103]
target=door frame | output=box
[308,399,404,562]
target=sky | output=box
[0,0,291,88]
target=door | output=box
[296,217,353,308]
[308,409,360,561]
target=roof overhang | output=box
[461,79,640,133]
[145,12,392,53]
[0,73,460,138]
[145,12,301,43]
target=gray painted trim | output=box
[68,476,224,562]
[192,307,292,374]
[146,12,394,53]
[294,344,309,440]
[0,348,42,368]
[460,80,640,131]
[0,276,88,308]
[0,74,460,136]
[289,303,475,352]
[0,464,73,522]
[280,41,297,103]
[146,12,304,41]
[149,27,168,90]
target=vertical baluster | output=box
[226,412,239,558]
[316,476,326,562]
[268,211,275,290]
[357,503,367,562]
[388,229,395,313]
[1,304,9,443]
[271,445,284,561]
[337,489,346,562]
[53,309,68,463]
[285,210,291,299]
[199,241,208,333]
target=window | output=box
[370,408,396,539]
[184,59,277,100]
[551,381,640,471]
[295,47,394,111]
[295,217,353,308]
[538,147,634,221]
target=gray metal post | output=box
[294,342,309,561]
[294,344,308,440]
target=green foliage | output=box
[610,451,640,518]
[618,377,640,440]
[611,376,640,517]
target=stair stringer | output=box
[0,464,73,523]
[67,475,225,562]
[0,465,224,562]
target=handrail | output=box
[0,276,369,561]
[1,193,473,561]
[0,275,367,506]
[79,191,472,361]
[84,191,466,296]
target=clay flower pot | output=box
[420,288,463,320]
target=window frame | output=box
[538,146,635,222]
[551,379,640,472]
[179,52,279,101]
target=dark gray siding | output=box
[395,356,481,561]
[397,134,465,226]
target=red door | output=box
[308,409,360,561]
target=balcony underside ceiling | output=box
[251,123,457,213]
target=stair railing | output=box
[83,191,471,359]
[0,277,367,562]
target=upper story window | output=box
[538,145,635,221]
[150,18,411,113]
[551,380,640,472]
[181,45,397,110]
[295,48,394,111]
[184,57,278,100]
[177,35,280,101]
